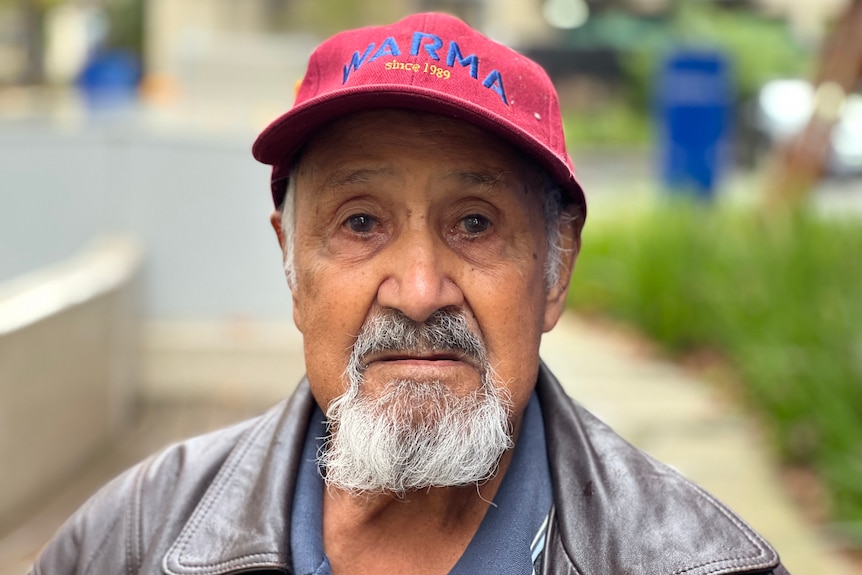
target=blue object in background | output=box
[76,49,142,110]
[655,49,733,198]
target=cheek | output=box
[496,300,545,361]
[471,269,547,411]
[299,301,354,410]
[294,264,379,408]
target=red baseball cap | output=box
[253,12,585,213]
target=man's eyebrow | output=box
[450,170,509,188]
[319,167,398,191]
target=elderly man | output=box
[32,12,788,575]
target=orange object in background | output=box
[139,73,183,106]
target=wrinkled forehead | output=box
[292,109,545,192]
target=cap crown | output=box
[253,12,583,209]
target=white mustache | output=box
[349,308,486,378]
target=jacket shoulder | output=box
[536,364,784,574]
[30,405,280,575]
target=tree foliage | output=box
[622,2,811,111]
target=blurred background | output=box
[1,0,860,573]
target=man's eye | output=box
[345,214,377,233]
[462,214,490,235]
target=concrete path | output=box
[1,311,858,574]
[542,313,858,574]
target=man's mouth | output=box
[362,351,478,370]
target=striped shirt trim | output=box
[530,510,550,574]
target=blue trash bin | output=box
[77,49,142,111]
[655,49,733,198]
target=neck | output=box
[322,447,515,575]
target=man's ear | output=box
[270,210,286,255]
[270,210,305,332]
[543,207,582,332]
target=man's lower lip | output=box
[360,360,482,387]
[375,358,463,366]
[363,358,474,372]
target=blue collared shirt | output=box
[290,392,553,574]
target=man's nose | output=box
[376,229,464,322]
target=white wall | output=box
[0,118,291,320]
[0,238,140,530]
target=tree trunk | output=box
[19,0,46,85]
[765,0,862,205]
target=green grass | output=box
[567,200,862,531]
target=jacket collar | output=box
[536,363,781,574]
[163,367,780,575]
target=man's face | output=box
[276,109,576,449]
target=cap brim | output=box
[252,84,585,209]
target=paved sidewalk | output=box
[542,313,858,574]
[1,312,857,574]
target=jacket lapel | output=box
[536,363,780,575]
[163,380,316,575]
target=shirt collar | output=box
[290,392,552,575]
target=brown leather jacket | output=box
[31,364,788,574]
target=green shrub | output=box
[564,103,651,149]
[568,201,862,528]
